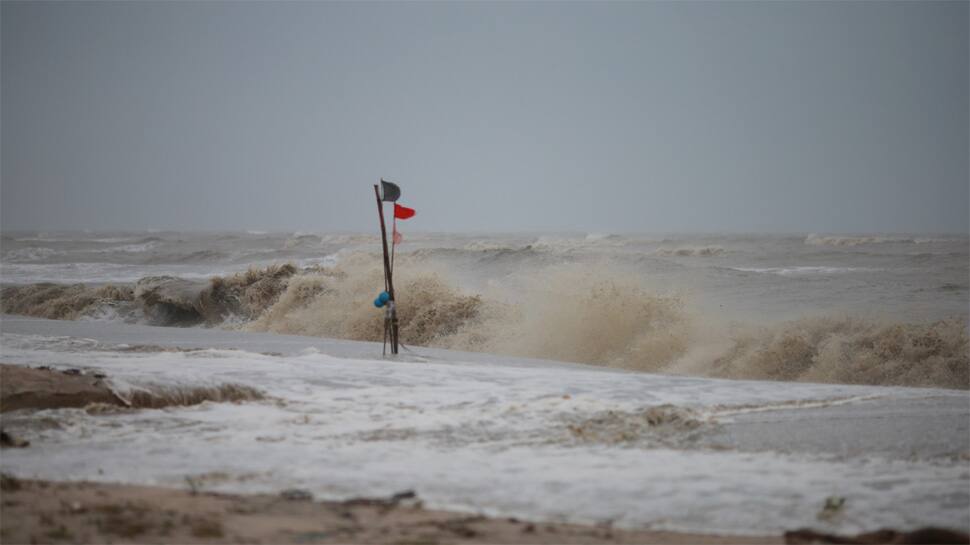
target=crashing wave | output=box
[2,264,298,326]
[3,259,968,389]
[134,263,298,325]
[248,255,483,347]
[729,266,876,276]
[531,234,624,252]
[805,234,939,247]
[1,284,136,321]
[462,241,521,252]
[108,380,265,408]
[655,246,725,257]
[563,404,709,446]
[91,242,158,253]
[584,233,624,244]
[244,261,968,389]
[2,247,63,262]
[708,317,968,389]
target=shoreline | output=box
[2,477,967,544]
[0,476,783,544]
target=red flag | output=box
[393,226,403,245]
[394,203,416,220]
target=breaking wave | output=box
[655,246,725,257]
[729,266,877,276]
[531,234,624,251]
[133,263,297,325]
[248,254,484,346]
[408,245,545,265]
[91,241,158,254]
[2,247,64,262]
[3,258,968,389]
[245,258,968,388]
[805,234,940,247]
[435,266,691,371]
[563,404,709,447]
[1,284,136,321]
[706,317,968,389]
[1,264,298,326]
[109,381,265,409]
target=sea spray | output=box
[245,259,970,389]
[437,264,692,371]
[709,317,969,388]
[207,263,298,319]
[247,254,483,345]
[3,258,968,389]
[243,258,692,371]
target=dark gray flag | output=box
[380,180,401,202]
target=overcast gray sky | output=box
[2,1,967,233]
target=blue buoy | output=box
[373,291,390,308]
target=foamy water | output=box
[0,328,967,535]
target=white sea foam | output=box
[91,242,158,253]
[0,262,239,285]
[462,240,515,251]
[805,234,943,247]
[584,232,624,244]
[655,246,725,257]
[2,247,63,262]
[730,266,878,276]
[90,237,146,243]
[0,332,966,535]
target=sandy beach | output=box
[1,476,790,544]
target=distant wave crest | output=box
[3,247,63,262]
[730,266,877,276]
[805,234,940,247]
[655,246,725,257]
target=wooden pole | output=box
[374,184,398,355]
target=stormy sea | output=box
[1,230,968,536]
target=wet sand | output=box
[0,477,782,544]
[0,364,122,413]
[0,364,263,413]
[3,477,967,544]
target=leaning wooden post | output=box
[373,184,399,355]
